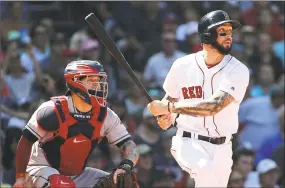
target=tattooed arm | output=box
[169,90,234,117]
[119,139,139,166]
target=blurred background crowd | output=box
[0,1,284,188]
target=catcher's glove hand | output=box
[93,159,139,188]
[93,170,139,188]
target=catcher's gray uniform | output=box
[25,101,130,187]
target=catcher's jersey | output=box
[163,51,249,137]
[26,100,130,167]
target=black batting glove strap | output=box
[118,159,134,172]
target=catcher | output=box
[13,60,140,188]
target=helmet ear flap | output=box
[200,30,217,44]
[201,33,211,44]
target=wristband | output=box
[118,159,134,172]
[168,102,171,112]
[16,172,26,179]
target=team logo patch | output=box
[222,12,230,20]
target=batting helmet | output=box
[64,60,108,107]
[198,10,241,44]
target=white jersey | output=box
[163,51,249,137]
[26,100,130,166]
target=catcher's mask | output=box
[64,60,108,107]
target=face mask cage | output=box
[74,73,108,107]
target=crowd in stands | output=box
[0,1,284,187]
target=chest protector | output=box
[42,96,107,176]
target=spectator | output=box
[242,2,281,27]
[257,8,284,42]
[240,25,259,63]
[135,2,164,44]
[2,127,22,186]
[20,24,50,73]
[139,14,181,69]
[143,31,186,89]
[272,143,285,187]
[176,7,198,42]
[254,104,284,165]
[239,84,284,151]
[250,64,275,97]
[123,74,148,119]
[80,38,100,61]
[155,128,184,185]
[178,30,202,54]
[227,5,246,26]
[2,43,43,108]
[39,18,55,40]
[132,107,163,155]
[108,97,137,135]
[257,159,280,188]
[69,27,90,53]
[135,144,154,188]
[249,33,283,83]
[227,169,246,188]
[0,2,29,44]
[112,29,144,72]
[39,32,68,95]
[162,12,179,34]
[135,144,173,188]
[272,105,285,187]
[232,148,255,185]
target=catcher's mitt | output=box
[93,171,139,188]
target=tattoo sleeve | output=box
[120,140,139,165]
[171,90,234,117]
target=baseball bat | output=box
[85,13,153,102]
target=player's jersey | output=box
[163,51,249,137]
[25,97,130,176]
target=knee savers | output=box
[48,174,76,188]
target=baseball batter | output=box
[148,10,250,187]
[13,60,139,188]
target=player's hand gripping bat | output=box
[85,13,153,102]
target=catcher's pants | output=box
[171,130,233,188]
[25,165,109,188]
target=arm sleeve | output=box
[163,59,182,98]
[25,103,60,139]
[101,108,131,146]
[218,64,250,103]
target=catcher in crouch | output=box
[13,60,140,188]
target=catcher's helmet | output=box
[64,60,108,107]
[198,10,241,44]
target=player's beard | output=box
[212,41,232,55]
